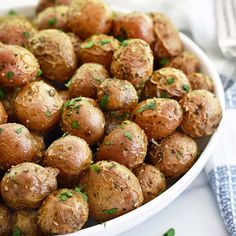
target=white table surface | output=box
[0,1,229,235]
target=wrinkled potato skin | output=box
[150,13,183,58]
[79,34,120,69]
[165,51,200,75]
[0,123,37,170]
[12,210,43,236]
[131,98,183,140]
[97,121,148,169]
[113,12,154,44]
[68,0,113,39]
[31,132,45,163]
[15,81,63,132]
[28,29,77,83]
[36,0,72,13]
[0,17,37,47]
[0,44,39,87]
[0,102,8,124]
[43,135,92,187]
[149,132,198,178]
[111,39,154,94]
[97,79,138,111]
[35,6,69,31]
[188,73,214,92]
[38,189,89,235]
[68,63,109,99]
[80,161,143,221]
[179,90,222,138]
[67,32,81,57]
[61,98,105,145]
[143,67,191,99]
[1,162,59,209]
[133,163,166,203]
[0,203,11,236]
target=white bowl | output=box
[0,4,225,236]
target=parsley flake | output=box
[166,77,175,85]
[104,140,113,145]
[99,39,111,45]
[0,128,3,134]
[137,101,156,113]
[37,69,43,77]
[102,208,117,215]
[121,40,128,46]
[99,94,109,109]
[163,228,175,236]
[65,78,73,88]
[0,88,5,100]
[71,120,79,129]
[12,227,21,236]
[6,71,14,80]
[159,57,169,67]
[8,10,17,16]
[124,131,132,140]
[182,84,190,92]
[15,128,22,134]
[160,91,169,98]
[23,31,30,38]
[59,190,73,201]
[90,164,101,173]
[45,110,52,117]
[48,18,57,26]
[81,41,94,49]
[74,186,88,202]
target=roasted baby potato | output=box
[68,0,113,39]
[61,97,105,145]
[28,29,77,83]
[38,188,89,235]
[149,132,198,178]
[113,12,154,44]
[131,98,183,140]
[188,72,214,92]
[150,12,183,58]
[1,162,58,209]
[97,120,148,169]
[0,203,11,236]
[133,163,166,203]
[0,123,37,170]
[143,67,191,99]
[97,79,138,111]
[111,39,154,94]
[165,51,200,75]
[36,0,71,13]
[43,135,92,187]
[67,63,109,99]
[80,161,143,221]
[35,6,69,31]
[31,132,45,163]
[179,90,222,137]
[0,44,39,87]
[14,81,63,132]
[0,102,8,124]
[0,16,37,47]
[12,210,43,236]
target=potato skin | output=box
[68,63,109,99]
[80,161,143,221]
[68,0,113,39]
[97,79,138,112]
[149,132,198,178]
[12,210,43,236]
[28,29,77,83]
[0,123,37,170]
[97,121,148,169]
[0,44,39,87]
[0,102,8,124]
[67,32,81,57]
[30,132,45,163]
[113,12,154,44]
[111,39,154,94]
[131,98,183,140]
[36,0,71,13]
[0,17,37,47]
[165,51,200,75]
[1,162,59,209]
[143,67,191,99]
[150,12,183,58]
[179,90,222,138]
[43,135,92,187]
[38,189,89,235]
[133,163,166,203]
[0,203,11,236]
[61,97,105,145]
[14,81,63,132]
[35,6,69,31]
[188,73,214,92]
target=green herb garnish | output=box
[0,88,5,100]
[8,10,17,16]
[137,101,156,113]
[37,69,43,77]
[124,131,132,140]
[74,104,81,114]
[22,31,30,38]
[163,228,175,236]
[64,97,82,108]
[65,78,73,88]
[99,94,109,109]
[121,40,128,46]
[59,190,73,201]
[90,164,101,173]
[176,150,182,159]
[160,91,169,98]
[0,128,3,134]
[74,186,88,202]
[47,18,57,26]
[166,77,175,85]
[182,84,190,92]
[12,227,21,236]
[45,110,52,117]
[159,57,169,67]
[102,208,117,215]
[99,39,111,45]
[71,120,79,129]
[6,71,14,80]
[104,140,113,145]
[15,128,22,134]
[81,41,94,49]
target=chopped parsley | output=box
[8,10,17,16]
[182,84,190,92]
[37,69,43,77]
[99,39,111,45]
[64,98,81,108]
[74,186,88,202]
[104,140,113,145]
[6,71,14,80]
[90,164,101,173]
[59,190,73,201]
[12,227,21,236]
[0,128,3,134]
[71,120,79,129]
[65,78,73,88]
[160,91,169,98]
[48,89,55,97]
[15,128,22,134]
[74,104,81,114]
[137,101,156,113]
[81,41,94,49]
[166,77,175,85]
[121,40,128,46]
[22,31,30,38]
[176,150,182,159]
[47,18,57,26]
[45,110,52,117]
[102,208,118,215]
[163,228,175,236]
[159,57,169,67]
[0,88,5,100]
[99,94,109,109]
[124,131,132,140]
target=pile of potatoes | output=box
[0,0,222,235]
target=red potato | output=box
[0,102,8,124]
[36,0,72,13]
